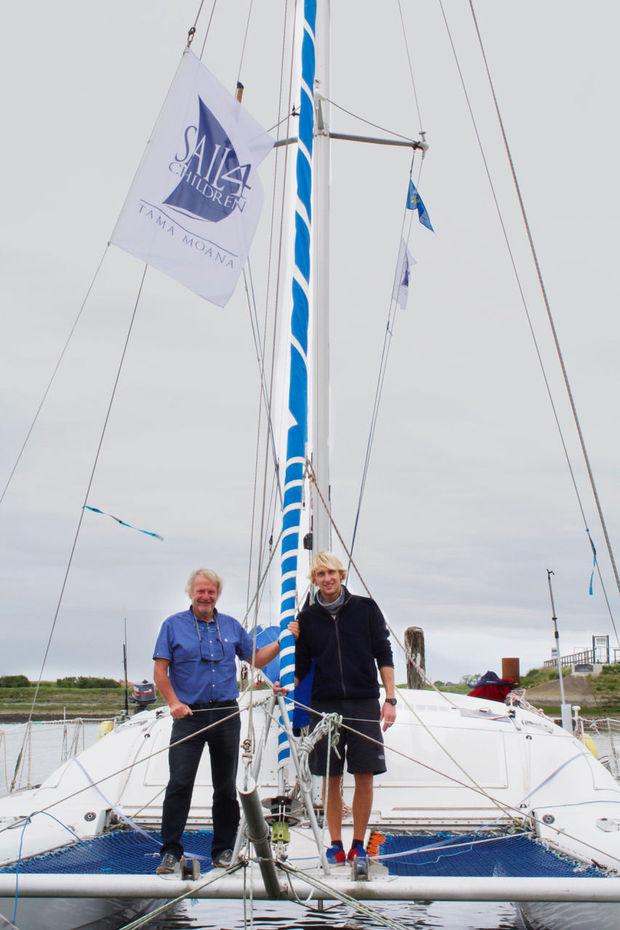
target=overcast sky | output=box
[0,1,618,687]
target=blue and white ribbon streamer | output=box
[588,533,597,596]
[83,505,163,541]
[277,0,317,769]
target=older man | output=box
[153,568,279,874]
[293,551,396,863]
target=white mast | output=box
[310,0,331,555]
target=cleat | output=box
[347,841,368,861]
[326,842,346,864]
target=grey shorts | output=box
[308,698,386,776]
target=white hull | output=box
[519,900,620,930]
[0,895,157,930]
[0,692,619,930]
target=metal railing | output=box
[543,648,620,669]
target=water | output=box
[2,720,617,929]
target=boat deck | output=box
[0,829,606,879]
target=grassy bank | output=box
[0,683,165,721]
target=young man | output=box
[153,568,280,874]
[293,551,396,863]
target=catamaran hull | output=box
[519,900,620,930]
[0,895,157,930]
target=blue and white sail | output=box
[277,0,317,769]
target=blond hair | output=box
[308,551,347,583]
[185,568,223,597]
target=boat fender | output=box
[97,720,114,739]
[366,830,386,857]
[578,733,598,758]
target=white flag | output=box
[111,51,273,307]
[392,239,416,309]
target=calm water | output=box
[2,720,617,929]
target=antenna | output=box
[122,618,129,717]
[546,570,571,731]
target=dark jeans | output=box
[160,704,241,860]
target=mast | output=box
[311,0,331,555]
[277,0,318,777]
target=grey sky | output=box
[0,1,618,686]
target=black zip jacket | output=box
[294,587,394,701]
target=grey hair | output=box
[185,568,223,597]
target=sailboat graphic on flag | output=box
[111,50,273,307]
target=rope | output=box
[117,859,246,930]
[464,0,620,608]
[306,455,616,852]
[0,704,246,837]
[290,696,620,867]
[0,246,108,511]
[18,266,147,747]
[373,830,531,864]
[278,860,411,930]
[11,811,82,926]
[296,712,343,789]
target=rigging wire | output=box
[467,0,620,605]
[190,0,211,34]
[250,0,300,638]
[435,0,619,642]
[241,2,296,747]
[0,247,109,510]
[236,0,256,87]
[347,155,416,573]
[243,21,297,616]
[198,0,219,59]
[324,96,419,143]
[17,267,148,743]
[6,690,617,872]
[243,264,284,505]
[243,1,294,614]
[395,0,424,133]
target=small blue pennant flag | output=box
[406,178,434,231]
[83,505,163,541]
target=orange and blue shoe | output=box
[347,840,368,861]
[326,842,346,864]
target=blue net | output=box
[377,832,605,878]
[0,829,213,875]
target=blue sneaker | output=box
[326,842,346,864]
[347,841,367,861]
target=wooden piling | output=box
[405,627,426,689]
[502,657,520,684]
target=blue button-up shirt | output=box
[153,608,254,704]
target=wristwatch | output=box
[385,697,397,706]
